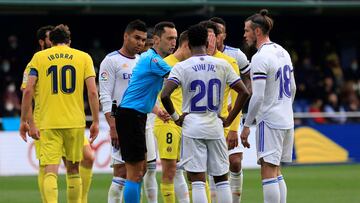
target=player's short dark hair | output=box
[198,20,219,36]
[125,19,147,34]
[210,17,226,28]
[178,30,188,47]
[246,9,274,35]
[36,25,54,41]
[50,24,71,44]
[154,21,175,37]
[187,24,208,48]
[146,27,154,39]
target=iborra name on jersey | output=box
[192,63,216,72]
[47,53,73,61]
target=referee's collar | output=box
[150,48,158,55]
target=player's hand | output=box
[240,126,250,148]
[109,127,119,149]
[19,121,30,142]
[157,108,171,123]
[174,113,188,127]
[28,122,40,140]
[226,130,238,150]
[207,32,217,55]
[89,122,99,144]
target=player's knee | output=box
[229,159,242,172]
[66,162,80,174]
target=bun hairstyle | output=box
[246,9,274,35]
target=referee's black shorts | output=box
[115,107,147,162]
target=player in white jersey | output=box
[99,20,160,203]
[210,16,252,202]
[240,9,296,203]
[161,24,250,203]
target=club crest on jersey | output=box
[122,63,129,68]
[100,71,108,81]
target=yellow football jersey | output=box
[22,64,41,126]
[28,45,95,129]
[214,50,241,132]
[154,54,183,126]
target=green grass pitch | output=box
[0,164,359,203]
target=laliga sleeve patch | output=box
[100,71,108,81]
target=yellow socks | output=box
[44,172,58,203]
[160,183,175,203]
[67,174,82,203]
[205,180,211,202]
[38,166,46,203]
[79,165,93,203]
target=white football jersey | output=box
[168,55,241,139]
[246,42,294,129]
[223,45,250,75]
[99,51,155,129]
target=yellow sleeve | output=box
[229,88,241,132]
[229,59,241,132]
[84,54,96,79]
[21,64,31,89]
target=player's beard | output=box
[44,43,52,49]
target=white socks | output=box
[216,180,232,203]
[277,175,287,203]
[143,161,158,203]
[262,178,280,203]
[230,170,243,202]
[192,181,207,203]
[174,168,190,203]
[108,176,125,203]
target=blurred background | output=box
[0,0,359,202]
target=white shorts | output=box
[228,113,247,155]
[228,128,244,155]
[180,136,229,177]
[111,126,157,165]
[256,121,294,166]
[145,126,157,162]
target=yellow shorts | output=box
[154,124,182,160]
[61,134,90,156]
[34,140,41,159]
[40,128,85,165]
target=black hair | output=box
[125,19,147,33]
[210,17,226,29]
[178,30,189,47]
[49,24,71,44]
[36,25,54,41]
[154,21,175,37]
[198,20,219,36]
[187,24,208,48]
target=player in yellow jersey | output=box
[20,24,99,203]
[200,20,246,203]
[154,30,191,203]
[20,25,95,203]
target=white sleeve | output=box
[224,62,241,87]
[168,63,183,86]
[244,79,266,127]
[99,57,116,114]
[244,55,267,127]
[290,65,296,103]
[236,49,250,75]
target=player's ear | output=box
[153,35,160,45]
[38,39,44,48]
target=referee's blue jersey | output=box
[120,48,171,113]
